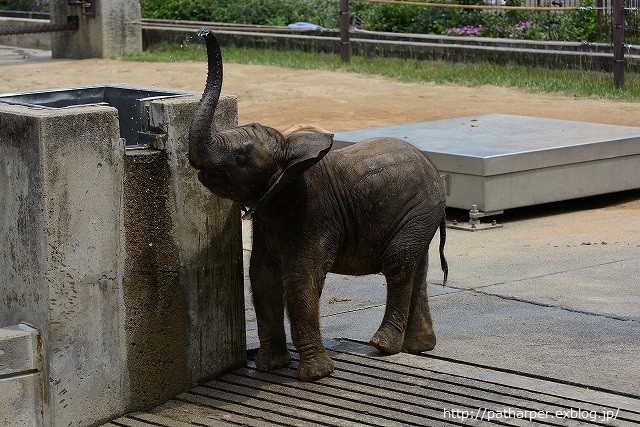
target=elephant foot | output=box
[402,328,436,354]
[296,352,334,382]
[370,326,404,354]
[255,347,291,372]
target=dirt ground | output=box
[1,57,639,133]
[1,57,639,215]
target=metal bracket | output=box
[68,0,96,16]
[440,174,451,196]
[448,204,503,231]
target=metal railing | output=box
[0,15,78,36]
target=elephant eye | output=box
[235,151,249,167]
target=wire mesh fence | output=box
[537,0,640,43]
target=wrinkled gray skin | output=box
[189,29,448,382]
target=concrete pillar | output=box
[123,95,245,410]
[0,103,126,426]
[49,0,142,59]
[0,94,244,426]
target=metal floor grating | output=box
[104,340,639,426]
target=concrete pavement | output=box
[243,190,640,397]
[0,44,52,66]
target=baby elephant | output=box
[188,29,448,381]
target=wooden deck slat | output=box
[107,416,158,427]
[331,340,640,416]
[320,356,590,423]
[177,391,294,426]
[101,340,639,427]
[194,382,387,427]
[320,361,577,427]
[229,367,437,416]
[217,370,433,426]
[187,386,361,427]
[243,363,489,425]
[152,399,275,427]
[228,368,472,427]
[331,348,605,405]
[132,413,206,427]
[278,355,568,426]
[247,360,533,427]
[327,344,640,425]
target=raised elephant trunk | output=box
[188,28,224,170]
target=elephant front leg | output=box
[285,274,334,381]
[250,252,291,372]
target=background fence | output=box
[353,0,636,44]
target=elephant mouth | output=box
[198,170,236,200]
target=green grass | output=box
[123,44,640,101]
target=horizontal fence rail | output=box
[349,0,628,85]
[355,0,636,45]
[363,0,583,11]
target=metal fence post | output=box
[613,0,625,88]
[340,0,351,63]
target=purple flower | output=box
[447,24,483,36]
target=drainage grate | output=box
[105,340,639,426]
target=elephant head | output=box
[188,29,333,211]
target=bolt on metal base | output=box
[447,204,504,231]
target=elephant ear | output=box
[253,132,333,212]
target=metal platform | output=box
[104,340,640,426]
[334,114,640,214]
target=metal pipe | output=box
[0,16,79,36]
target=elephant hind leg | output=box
[370,248,423,354]
[402,255,436,354]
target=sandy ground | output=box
[1,57,640,133]
[2,56,639,219]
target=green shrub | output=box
[140,0,601,42]
[353,0,459,34]
[141,0,339,27]
[0,0,48,11]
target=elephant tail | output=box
[439,217,448,284]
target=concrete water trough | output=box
[335,114,640,218]
[0,87,245,427]
[0,85,189,147]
